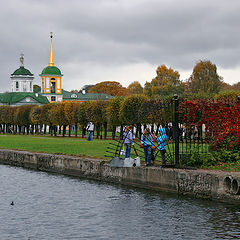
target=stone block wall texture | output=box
[0,149,239,204]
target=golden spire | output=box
[49,32,54,66]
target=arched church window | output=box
[51,79,56,93]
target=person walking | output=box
[141,128,153,166]
[86,121,94,141]
[123,126,134,159]
[156,126,168,166]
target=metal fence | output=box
[106,95,209,167]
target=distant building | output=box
[0,33,113,106]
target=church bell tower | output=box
[40,32,63,102]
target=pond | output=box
[0,164,239,239]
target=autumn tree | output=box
[144,65,184,97]
[77,102,88,138]
[143,82,152,96]
[120,95,146,137]
[30,106,42,134]
[188,60,222,94]
[0,106,10,133]
[106,97,124,139]
[49,103,68,137]
[232,82,240,91]
[89,81,129,96]
[85,100,109,139]
[40,104,54,134]
[14,105,35,134]
[127,81,143,95]
[64,101,80,137]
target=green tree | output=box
[189,60,222,94]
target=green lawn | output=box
[0,135,112,159]
[0,134,239,172]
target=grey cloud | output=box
[0,0,240,91]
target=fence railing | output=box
[106,95,209,167]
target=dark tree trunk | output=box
[50,124,53,136]
[104,122,107,140]
[2,124,5,134]
[62,125,66,137]
[59,125,61,135]
[96,123,100,139]
[100,124,103,139]
[120,124,124,140]
[82,126,86,138]
[112,126,116,140]
[151,124,154,133]
[156,124,160,135]
[18,125,21,134]
[53,126,57,136]
[137,123,142,138]
[44,125,46,134]
[75,124,78,137]
[68,125,71,137]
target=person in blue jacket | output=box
[156,126,168,166]
[141,128,153,166]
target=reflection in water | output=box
[0,164,239,240]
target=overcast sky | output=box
[1,0,240,92]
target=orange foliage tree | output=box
[189,60,222,94]
[127,81,143,94]
[64,101,80,137]
[145,65,184,97]
[89,81,129,96]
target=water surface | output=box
[0,165,239,239]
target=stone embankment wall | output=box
[0,149,240,204]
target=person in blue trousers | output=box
[141,128,153,166]
[86,121,94,141]
[123,126,134,158]
[156,126,168,166]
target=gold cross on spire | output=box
[49,32,54,66]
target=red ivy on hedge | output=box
[179,99,240,151]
